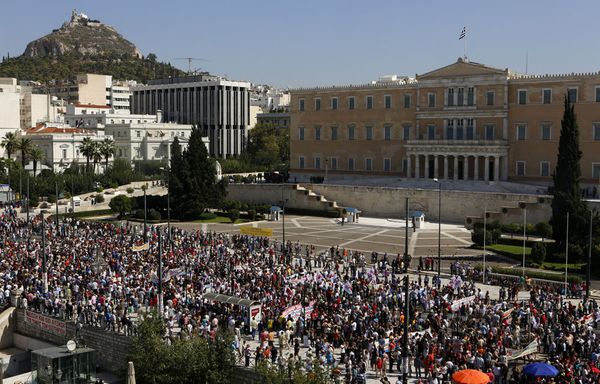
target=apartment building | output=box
[290,58,600,186]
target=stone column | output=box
[494,156,500,182]
[415,154,420,179]
[434,155,439,179]
[474,155,479,181]
[453,156,459,180]
[443,155,449,179]
[463,156,469,180]
[406,155,412,178]
[502,156,508,181]
[484,156,490,181]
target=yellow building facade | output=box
[290,58,600,186]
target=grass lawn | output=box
[541,261,585,272]
[488,243,531,256]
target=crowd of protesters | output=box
[0,206,599,383]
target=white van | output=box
[72,196,81,207]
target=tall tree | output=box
[29,146,45,176]
[91,142,102,174]
[99,137,116,171]
[17,137,32,170]
[1,132,19,160]
[551,96,589,253]
[181,126,222,218]
[169,136,187,217]
[79,137,95,171]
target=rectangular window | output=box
[456,119,465,140]
[593,163,600,179]
[403,125,410,141]
[428,125,436,140]
[331,126,338,140]
[518,90,527,105]
[457,87,464,106]
[330,158,337,170]
[446,120,454,140]
[486,91,494,106]
[542,89,552,104]
[447,88,455,106]
[540,161,550,177]
[299,99,305,111]
[299,127,305,140]
[516,124,527,140]
[466,119,474,140]
[404,94,411,108]
[365,158,373,171]
[348,125,355,140]
[315,157,321,169]
[62,149,67,159]
[315,98,321,111]
[568,88,578,103]
[467,87,474,106]
[366,96,373,109]
[596,87,600,103]
[593,123,600,141]
[384,95,392,109]
[366,126,373,140]
[315,126,321,140]
[299,156,305,169]
[541,124,551,140]
[384,125,391,141]
[136,131,141,138]
[428,93,436,108]
[348,96,355,110]
[485,125,495,140]
[383,158,391,172]
[331,97,338,110]
[348,158,355,171]
[516,161,526,176]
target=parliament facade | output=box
[289,58,600,186]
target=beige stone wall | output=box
[226,184,551,224]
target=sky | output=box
[1,0,599,88]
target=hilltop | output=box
[0,11,186,83]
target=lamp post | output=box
[324,158,328,184]
[565,212,569,296]
[159,167,171,244]
[41,211,47,294]
[26,174,29,224]
[143,184,148,242]
[587,210,593,299]
[55,180,60,228]
[521,203,526,278]
[158,229,163,317]
[483,208,487,283]
[404,197,409,273]
[433,178,441,283]
[279,197,288,255]
[402,274,409,384]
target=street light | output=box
[279,197,288,255]
[159,167,171,244]
[483,208,487,284]
[520,202,526,278]
[142,184,148,242]
[587,209,593,299]
[433,178,441,283]
[55,180,60,228]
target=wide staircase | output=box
[291,184,342,212]
[465,197,548,228]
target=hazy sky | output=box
[2,0,599,88]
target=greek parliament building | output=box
[289,58,600,186]
[131,75,250,157]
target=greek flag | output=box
[459,27,466,40]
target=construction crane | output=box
[173,57,209,74]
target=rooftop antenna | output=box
[525,51,529,75]
[173,57,209,74]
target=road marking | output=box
[443,231,473,245]
[339,229,389,247]
[408,230,418,256]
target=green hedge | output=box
[484,265,582,283]
[57,209,114,219]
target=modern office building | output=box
[290,58,600,186]
[130,74,250,158]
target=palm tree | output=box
[79,137,95,171]
[91,142,102,174]
[17,138,33,170]
[99,138,116,172]
[29,147,45,176]
[1,132,19,160]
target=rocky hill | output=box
[0,11,185,83]
[23,10,141,58]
